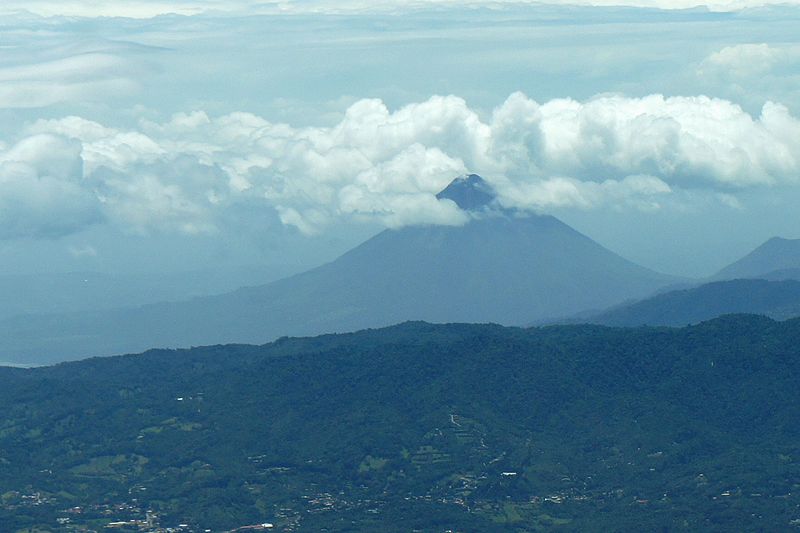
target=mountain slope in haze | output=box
[551,236,800,328]
[760,267,800,281]
[1,316,800,531]
[0,265,298,321]
[579,278,800,326]
[0,175,676,364]
[715,237,800,280]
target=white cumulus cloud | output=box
[699,43,784,79]
[0,134,101,238]
[1,91,798,239]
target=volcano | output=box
[0,175,676,364]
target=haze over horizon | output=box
[1,0,800,280]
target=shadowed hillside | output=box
[576,278,800,326]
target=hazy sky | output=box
[1,1,799,277]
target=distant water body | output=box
[0,361,39,368]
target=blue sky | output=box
[1,1,799,277]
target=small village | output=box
[4,461,800,533]
[3,410,800,532]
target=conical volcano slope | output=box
[0,175,675,364]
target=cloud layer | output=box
[2,92,798,239]
[2,0,799,17]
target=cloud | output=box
[696,43,800,110]
[0,1,213,18]
[68,243,98,257]
[2,91,798,239]
[2,0,799,18]
[0,48,144,109]
[337,143,470,229]
[506,94,800,189]
[0,134,101,239]
[290,0,800,13]
[497,175,672,212]
[698,44,783,79]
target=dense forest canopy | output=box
[1,315,799,531]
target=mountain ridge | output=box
[568,278,800,327]
[715,236,800,281]
[542,236,800,328]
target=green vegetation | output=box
[1,315,800,531]
[358,455,388,473]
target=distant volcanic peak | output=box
[713,235,800,281]
[750,236,800,258]
[765,236,800,246]
[436,174,496,211]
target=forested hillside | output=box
[1,316,800,531]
